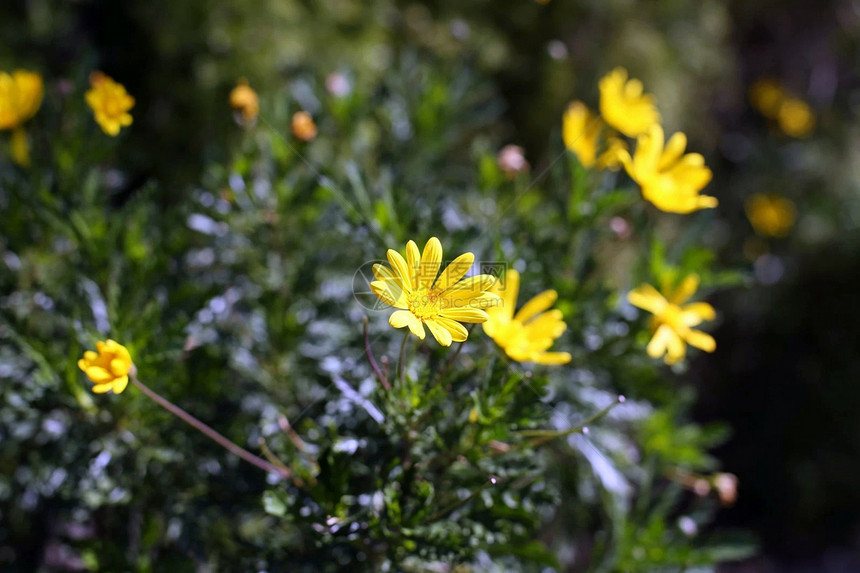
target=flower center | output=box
[408,289,442,321]
[656,303,684,331]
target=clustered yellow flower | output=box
[562,67,716,214]
[78,339,135,394]
[749,78,815,138]
[483,269,571,365]
[371,237,500,346]
[745,193,797,237]
[627,274,716,365]
[0,69,43,166]
[229,79,259,124]
[85,72,135,136]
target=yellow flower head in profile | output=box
[371,237,500,346]
[563,101,602,168]
[599,67,661,138]
[483,269,571,365]
[78,339,135,394]
[85,72,134,136]
[776,97,815,138]
[291,111,317,141]
[0,70,43,130]
[628,274,716,365]
[621,124,717,214]
[745,193,797,237]
[229,79,259,124]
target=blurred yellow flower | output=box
[748,78,784,117]
[371,237,500,346]
[599,67,660,138]
[628,274,716,365]
[776,97,815,138]
[0,70,43,167]
[291,111,317,141]
[0,70,43,130]
[85,72,134,136]
[621,125,717,214]
[563,101,601,168]
[745,193,797,237]
[78,339,134,394]
[596,133,627,171]
[749,78,815,138]
[229,79,259,124]
[483,269,571,365]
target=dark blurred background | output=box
[2,0,859,570]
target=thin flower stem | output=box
[431,324,474,386]
[397,331,410,387]
[131,377,291,480]
[502,396,626,453]
[363,317,391,390]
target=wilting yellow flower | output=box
[749,78,784,118]
[563,101,602,168]
[776,97,815,138]
[0,70,43,130]
[371,237,500,346]
[291,111,317,141]
[78,339,134,394]
[483,269,571,365]
[628,274,716,365]
[229,79,259,123]
[620,124,717,214]
[745,193,797,237]
[85,72,134,136]
[599,67,660,138]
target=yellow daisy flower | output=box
[370,237,500,346]
[85,72,134,136]
[745,193,797,237]
[0,70,43,130]
[776,97,815,138]
[229,79,259,124]
[627,274,716,365]
[0,70,43,167]
[621,124,717,214]
[78,339,135,394]
[562,101,602,168]
[599,67,660,138]
[483,269,571,365]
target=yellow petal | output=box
[85,366,113,383]
[371,280,409,309]
[646,324,674,360]
[681,302,716,325]
[671,275,700,305]
[664,331,687,364]
[112,376,129,394]
[439,307,490,323]
[425,319,453,347]
[532,351,572,365]
[389,309,418,330]
[628,284,667,315]
[418,237,443,290]
[434,252,475,293]
[386,249,412,291]
[514,290,558,324]
[110,358,130,376]
[495,269,519,321]
[658,131,687,171]
[443,274,496,296]
[84,350,98,361]
[685,329,716,353]
[91,383,114,394]
[434,317,469,342]
[406,240,421,286]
